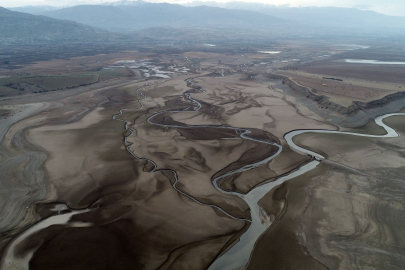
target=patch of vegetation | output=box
[0,85,20,97]
[24,75,98,90]
[0,74,99,97]
[146,86,178,98]
[0,109,10,116]
[323,77,343,81]
[0,68,133,97]
[83,68,132,81]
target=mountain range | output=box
[185,1,405,30]
[3,0,405,44]
[40,3,286,33]
[0,7,119,42]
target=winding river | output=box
[118,81,405,270]
[209,113,405,270]
[1,78,404,270]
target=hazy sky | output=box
[3,0,405,16]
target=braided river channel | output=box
[2,80,405,270]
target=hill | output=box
[9,5,61,15]
[10,1,405,39]
[42,3,286,32]
[185,2,405,33]
[0,7,121,42]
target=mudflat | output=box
[1,43,405,270]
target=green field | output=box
[0,85,20,97]
[24,75,98,90]
[146,86,179,98]
[0,74,98,93]
[93,68,132,81]
[0,68,131,97]
[0,109,10,116]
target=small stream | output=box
[1,208,90,270]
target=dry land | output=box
[1,43,405,270]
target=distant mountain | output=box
[184,2,405,31]
[42,3,286,33]
[8,0,147,15]
[132,26,265,42]
[261,7,405,30]
[9,1,405,40]
[42,5,134,32]
[9,5,62,15]
[102,0,147,7]
[0,7,120,42]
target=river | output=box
[126,82,405,270]
[1,79,404,270]
[209,113,405,270]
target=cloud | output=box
[353,4,372,10]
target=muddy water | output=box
[284,113,404,159]
[1,208,90,270]
[345,59,405,65]
[131,82,405,270]
[209,161,320,270]
[209,112,405,270]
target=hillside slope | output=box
[43,3,286,32]
[185,2,405,33]
[0,7,121,42]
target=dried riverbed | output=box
[1,77,404,270]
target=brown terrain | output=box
[0,43,405,270]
